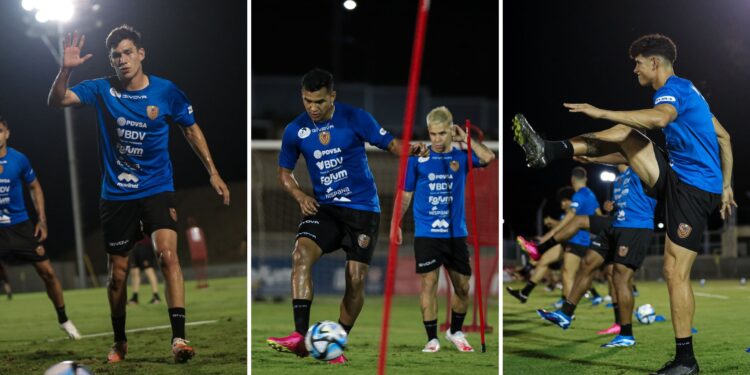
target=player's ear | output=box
[139,47,146,63]
[330,90,336,102]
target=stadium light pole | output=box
[22,0,87,289]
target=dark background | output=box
[504,0,750,237]
[0,0,247,259]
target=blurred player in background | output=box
[128,236,161,305]
[0,262,12,300]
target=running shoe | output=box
[601,335,635,348]
[172,338,195,363]
[445,329,474,352]
[267,331,309,357]
[597,323,621,335]
[516,236,540,261]
[536,309,571,330]
[422,338,440,353]
[512,113,548,168]
[506,287,528,304]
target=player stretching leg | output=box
[0,116,81,339]
[391,106,494,353]
[48,26,230,363]
[513,34,734,374]
[267,69,427,364]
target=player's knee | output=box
[292,244,315,268]
[156,247,178,268]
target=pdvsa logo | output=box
[313,148,342,159]
[320,170,348,186]
[427,173,453,181]
[116,117,148,128]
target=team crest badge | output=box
[169,208,178,222]
[618,246,629,257]
[36,245,46,257]
[147,105,159,120]
[319,131,331,145]
[450,160,460,172]
[357,234,370,248]
[677,223,692,239]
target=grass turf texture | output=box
[0,277,246,374]
[503,280,750,374]
[252,295,499,374]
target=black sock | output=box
[561,300,576,316]
[632,284,638,293]
[55,305,68,324]
[612,303,620,324]
[620,323,633,337]
[450,310,467,334]
[589,287,600,298]
[537,237,559,254]
[521,281,536,296]
[338,320,353,334]
[131,292,138,300]
[545,140,574,162]
[423,319,438,341]
[675,336,695,363]
[153,293,160,299]
[292,299,312,335]
[169,307,186,340]
[112,314,127,342]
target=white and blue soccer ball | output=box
[305,320,348,360]
[635,303,656,324]
[44,361,94,375]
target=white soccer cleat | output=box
[60,320,81,340]
[422,338,440,353]
[445,329,474,352]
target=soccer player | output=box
[47,26,231,363]
[128,236,161,305]
[0,115,81,339]
[390,106,495,353]
[267,68,427,364]
[513,34,734,374]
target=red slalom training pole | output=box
[378,0,430,374]
[465,119,487,352]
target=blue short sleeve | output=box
[169,83,196,127]
[70,79,100,106]
[21,155,36,184]
[278,125,300,170]
[404,156,418,192]
[354,109,394,150]
[653,86,681,113]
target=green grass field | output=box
[503,280,750,374]
[252,295,499,374]
[0,276,246,374]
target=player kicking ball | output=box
[391,106,495,353]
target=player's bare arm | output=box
[543,216,559,228]
[181,124,230,206]
[564,102,677,130]
[713,116,737,219]
[573,153,628,166]
[278,167,319,216]
[27,178,48,242]
[450,125,495,164]
[47,32,91,108]
[389,190,414,245]
[387,139,429,157]
[539,207,577,243]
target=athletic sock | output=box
[620,323,633,337]
[423,319,438,341]
[450,310,467,334]
[55,305,68,324]
[130,292,138,301]
[338,320,353,334]
[169,307,186,340]
[544,140,574,162]
[561,300,576,316]
[292,299,312,335]
[112,314,127,342]
[675,336,696,364]
[153,293,160,300]
[521,281,536,296]
[537,237,558,254]
[612,303,620,324]
[589,287,600,298]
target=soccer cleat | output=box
[267,331,309,357]
[107,341,128,363]
[591,296,603,306]
[149,295,161,304]
[60,320,82,340]
[172,338,195,363]
[516,236,540,261]
[597,323,621,335]
[649,360,699,375]
[601,335,635,348]
[512,113,548,168]
[506,287,528,304]
[445,329,474,352]
[422,338,440,353]
[537,309,571,330]
[127,295,138,305]
[328,354,348,364]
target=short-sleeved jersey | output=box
[569,186,598,246]
[0,148,36,226]
[279,103,394,213]
[404,147,483,238]
[653,76,722,194]
[70,75,196,201]
[612,167,657,229]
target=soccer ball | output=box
[44,361,94,375]
[635,303,656,324]
[305,320,348,360]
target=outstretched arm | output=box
[539,208,576,243]
[713,116,737,219]
[564,103,677,130]
[181,124,230,205]
[47,32,92,108]
[389,190,414,245]
[27,179,48,241]
[573,153,628,166]
[387,139,428,157]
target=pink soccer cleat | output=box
[267,331,309,357]
[516,236,540,261]
[597,323,621,335]
[328,354,349,364]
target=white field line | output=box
[693,292,729,299]
[48,319,219,342]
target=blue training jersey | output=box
[653,76,722,194]
[404,147,483,238]
[279,103,394,213]
[569,186,598,246]
[0,147,36,227]
[71,75,196,200]
[612,167,657,229]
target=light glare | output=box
[343,0,357,10]
[600,171,616,182]
[25,0,75,23]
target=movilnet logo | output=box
[431,219,450,229]
[678,223,692,239]
[116,173,139,189]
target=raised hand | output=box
[451,124,468,142]
[564,103,606,119]
[409,142,429,157]
[62,31,93,69]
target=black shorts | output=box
[100,191,178,256]
[296,205,380,265]
[549,260,562,271]
[130,240,157,270]
[566,242,588,258]
[589,215,652,270]
[414,237,472,276]
[0,221,48,264]
[644,144,721,252]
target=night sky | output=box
[0,0,246,258]
[504,1,750,237]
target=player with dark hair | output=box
[513,33,734,374]
[0,116,80,339]
[127,236,161,305]
[267,68,428,364]
[47,25,231,363]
